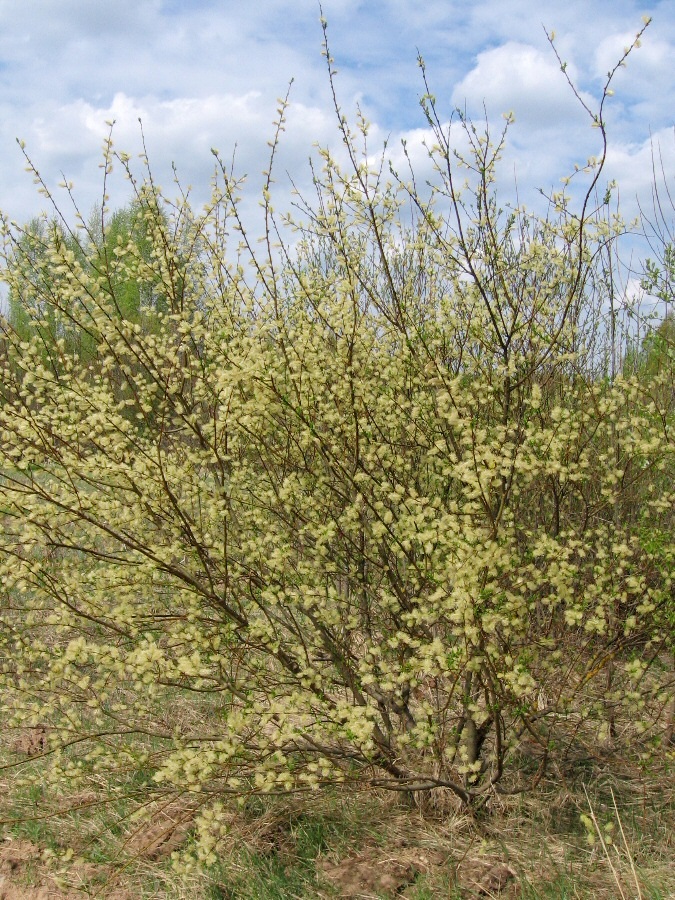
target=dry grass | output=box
[0,743,672,898]
[0,630,673,898]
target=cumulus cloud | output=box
[452,42,592,128]
[594,29,674,90]
[0,0,671,255]
[604,126,675,211]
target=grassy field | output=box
[1,730,673,898]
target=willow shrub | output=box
[0,39,673,865]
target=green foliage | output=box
[3,196,169,371]
[0,21,672,872]
[640,312,674,377]
[642,243,675,307]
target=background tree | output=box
[4,197,170,365]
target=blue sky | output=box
[0,0,673,264]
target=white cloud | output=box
[452,42,592,128]
[604,126,675,216]
[594,29,674,88]
[0,0,671,274]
